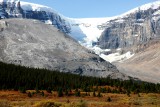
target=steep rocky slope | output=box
[0,18,128,79]
[0,0,112,45]
[115,40,160,83]
[0,0,71,34]
[1,0,160,82]
[1,0,160,51]
[99,1,160,51]
[97,1,160,83]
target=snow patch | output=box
[134,34,139,37]
[45,20,52,25]
[116,48,121,51]
[133,23,143,26]
[115,19,124,23]
[152,16,160,21]
[68,1,160,47]
[18,38,22,41]
[68,17,114,47]
[89,46,134,63]
[153,10,160,15]
[20,1,67,20]
[20,1,54,12]
[100,51,134,63]
[0,0,18,2]
[2,0,160,48]
[120,1,160,17]
[90,46,110,55]
[137,19,145,22]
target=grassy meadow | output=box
[0,90,160,107]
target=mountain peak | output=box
[20,1,53,12]
[120,1,160,17]
[0,0,19,3]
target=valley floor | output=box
[0,90,160,107]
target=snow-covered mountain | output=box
[0,0,112,46]
[99,1,160,49]
[98,0,160,62]
[70,1,160,47]
[0,0,160,82]
[20,1,113,46]
[0,0,157,59]
[97,1,160,83]
[0,1,159,52]
[68,17,113,47]
[0,0,160,48]
[0,0,131,80]
[0,0,71,34]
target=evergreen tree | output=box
[41,91,44,96]
[107,97,112,102]
[65,89,69,96]
[97,91,102,97]
[46,87,52,93]
[0,61,159,94]
[35,87,40,94]
[138,93,141,97]
[127,90,131,97]
[93,90,96,97]
[75,89,81,97]
[28,92,32,97]
[107,87,111,93]
[58,88,63,97]
[19,87,26,93]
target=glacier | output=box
[1,0,160,63]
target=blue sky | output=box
[22,0,156,18]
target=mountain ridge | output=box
[0,0,159,46]
[0,18,129,80]
[97,1,160,83]
[0,0,160,82]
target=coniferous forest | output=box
[0,61,160,94]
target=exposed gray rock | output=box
[99,7,160,52]
[0,18,128,79]
[97,2,160,83]
[115,40,160,83]
[0,1,71,34]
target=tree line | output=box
[0,61,159,94]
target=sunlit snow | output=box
[89,46,110,55]
[45,20,52,25]
[2,0,158,63]
[100,51,134,63]
[9,0,160,47]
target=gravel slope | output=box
[0,18,128,79]
[116,41,160,83]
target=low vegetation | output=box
[0,61,159,94]
[0,90,160,107]
[0,61,160,106]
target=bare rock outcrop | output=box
[99,6,160,53]
[0,18,127,79]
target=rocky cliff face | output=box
[99,2,160,52]
[0,1,71,34]
[0,1,131,80]
[0,1,114,44]
[97,1,160,83]
[0,18,128,79]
